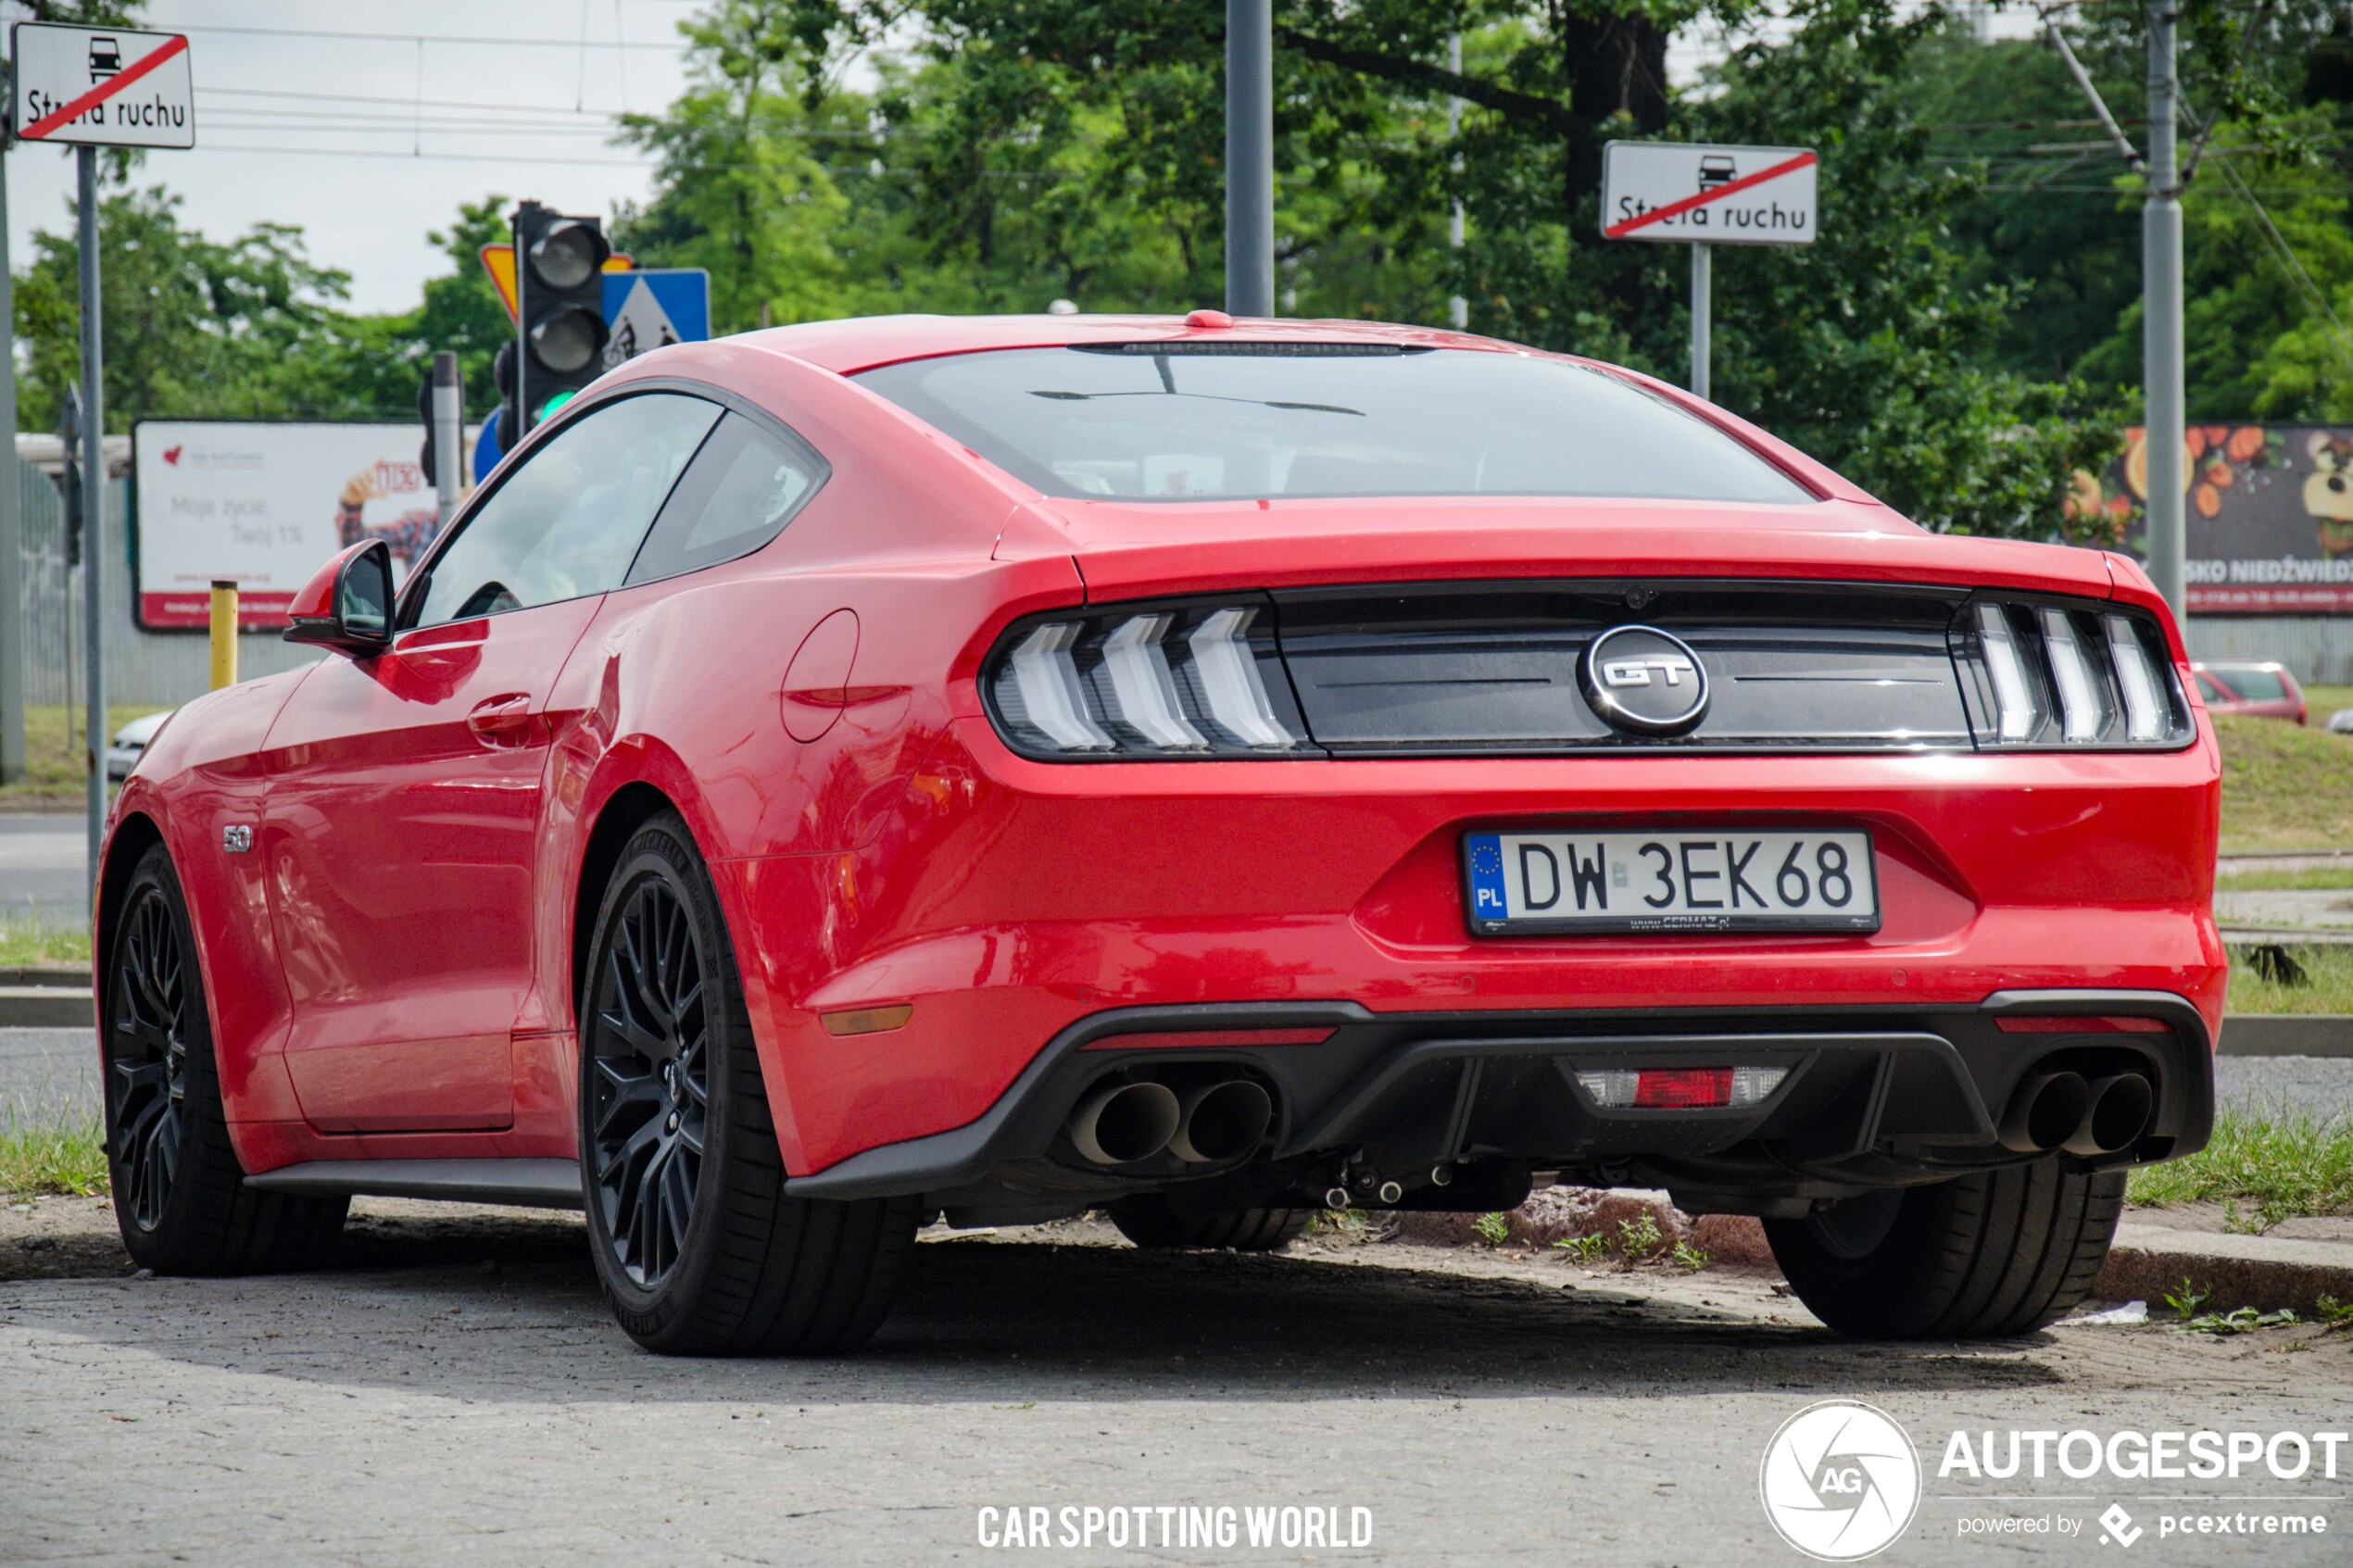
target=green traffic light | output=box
[536,390,576,420]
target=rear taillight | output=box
[1954,600,2192,750]
[1575,1065,1788,1110]
[983,600,1316,760]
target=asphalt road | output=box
[0,812,87,926]
[7,1043,2353,1564]
[5,1202,2352,1567]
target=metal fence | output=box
[11,462,313,709]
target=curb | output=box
[2099,1223,2353,1317]
[0,987,93,1028]
[1392,1188,2353,1320]
[2219,1014,2353,1057]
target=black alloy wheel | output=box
[587,871,711,1289]
[101,842,347,1274]
[109,882,189,1233]
[576,810,920,1356]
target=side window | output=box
[409,393,722,628]
[624,412,828,586]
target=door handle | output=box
[466,694,536,746]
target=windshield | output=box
[853,344,1814,505]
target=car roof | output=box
[731,312,1531,377]
[2194,660,2287,672]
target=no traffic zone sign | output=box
[1601,142,1818,246]
[11,23,194,149]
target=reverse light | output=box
[1575,1065,1788,1110]
[985,599,1315,760]
[1957,599,2190,751]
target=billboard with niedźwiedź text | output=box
[2077,424,2353,613]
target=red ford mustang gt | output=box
[97,313,2221,1353]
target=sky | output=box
[4,0,705,314]
[1,1,2052,321]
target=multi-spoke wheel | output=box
[110,883,189,1231]
[587,872,710,1288]
[102,842,346,1274]
[577,810,919,1356]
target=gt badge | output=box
[1579,625,1710,736]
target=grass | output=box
[2129,1107,2353,1224]
[0,912,90,968]
[2216,866,2353,892]
[2215,713,2353,854]
[0,703,170,809]
[2223,944,2353,1014]
[0,1113,107,1198]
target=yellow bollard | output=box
[208,580,238,690]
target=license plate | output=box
[1463,830,1881,936]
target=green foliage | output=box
[2128,1106,2353,1218]
[1669,1239,1712,1272]
[2178,1305,2300,1336]
[1553,1232,1611,1263]
[0,1115,107,1198]
[1616,1211,1666,1261]
[0,910,91,968]
[1473,1210,1512,1245]
[2163,1277,2209,1320]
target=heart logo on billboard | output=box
[162,445,182,466]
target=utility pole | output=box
[1224,0,1274,317]
[1447,32,1466,331]
[2143,4,2186,620]
[78,144,105,887]
[431,350,463,527]
[0,70,22,784]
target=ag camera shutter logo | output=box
[1758,1400,1921,1561]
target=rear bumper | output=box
[786,990,2214,1210]
[729,721,2223,1179]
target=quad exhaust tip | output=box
[2066,1073,2156,1158]
[1997,1071,2090,1155]
[1067,1081,1181,1165]
[1167,1080,1274,1164]
[1997,1069,2157,1157]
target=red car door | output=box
[262,391,723,1133]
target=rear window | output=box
[2218,668,2288,701]
[853,345,1815,505]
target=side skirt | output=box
[243,1158,584,1210]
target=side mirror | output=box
[283,540,394,656]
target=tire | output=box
[1763,1160,2128,1339]
[102,843,348,1274]
[1108,1196,1315,1251]
[578,810,919,1356]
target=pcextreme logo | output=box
[1759,1400,1923,1561]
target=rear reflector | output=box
[1084,1027,1335,1051]
[1576,1065,1788,1110]
[1994,1015,2170,1035]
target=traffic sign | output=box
[10,23,194,148]
[477,244,633,322]
[1600,143,1818,246]
[601,270,711,367]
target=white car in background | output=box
[105,711,173,781]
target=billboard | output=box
[2078,424,2353,613]
[133,420,459,629]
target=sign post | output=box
[1600,142,1818,401]
[12,21,195,895]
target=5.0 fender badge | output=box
[221,824,253,854]
[1579,624,1710,736]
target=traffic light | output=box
[512,200,610,435]
[492,340,519,452]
